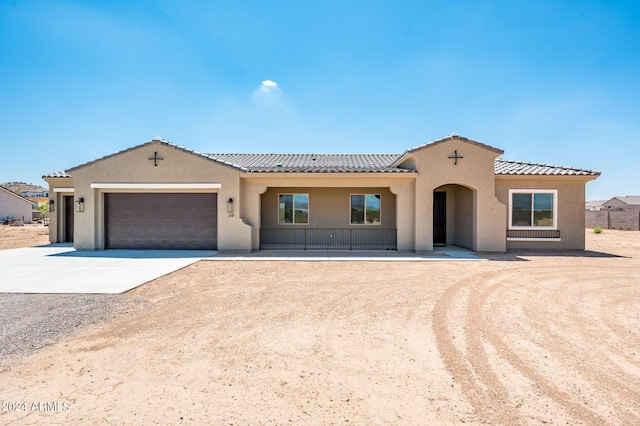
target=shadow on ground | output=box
[483,250,627,261]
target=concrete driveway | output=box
[0,244,217,294]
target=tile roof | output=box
[611,196,640,205]
[494,159,600,176]
[43,136,600,177]
[206,153,410,173]
[42,171,73,178]
[585,200,606,208]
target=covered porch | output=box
[259,186,397,250]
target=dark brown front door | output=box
[104,193,217,249]
[64,196,74,243]
[433,191,446,245]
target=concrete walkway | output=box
[0,244,217,294]
[207,246,485,261]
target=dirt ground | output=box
[0,224,49,250]
[1,230,639,425]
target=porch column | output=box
[240,180,268,250]
[415,187,433,252]
[390,181,415,251]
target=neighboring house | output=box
[601,196,640,213]
[0,186,36,223]
[22,190,50,208]
[586,196,640,231]
[585,200,606,211]
[43,135,600,252]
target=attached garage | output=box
[104,193,217,249]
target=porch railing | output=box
[507,229,561,239]
[260,228,397,250]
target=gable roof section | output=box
[404,134,505,155]
[494,159,600,176]
[607,196,640,206]
[0,186,37,205]
[64,137,236,173]
[391,134,504,168]
[43,136,600,177]
[585,200,606,208]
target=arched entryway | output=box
[433,184,476,250]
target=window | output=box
[279,194,309,224]
[509,190,557,229]
[351,194,381,225]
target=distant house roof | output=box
[585,200,606,208]
[43,136,601,177]
[0,186,37,205]
[607,196,640,206]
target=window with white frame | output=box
[350,194,381,225]
[509,190,557,229]
[278,194,309,224]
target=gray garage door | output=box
[105,193,217,249]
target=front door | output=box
[433,191,446,245]
[64,196,74,243]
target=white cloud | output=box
[258,80,278,93]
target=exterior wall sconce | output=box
[226,198,234,216]
[48,199,55,212]
[76,197,85,212]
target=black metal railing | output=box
[260,228,397,250]
[507,229,561,239]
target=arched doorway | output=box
[433,184,475,250]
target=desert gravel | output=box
[0,294,139,372]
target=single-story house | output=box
[600,196,640,213]
[0,186,36,223]
[585,200,606,211]
[43,134,600,252]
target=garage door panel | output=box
[105,193,217,249]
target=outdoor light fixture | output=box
[226,198,234,215]
[48,199,55,212]
[76,197,85,212]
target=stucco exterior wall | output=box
[66,142,251,251]
[42,177,74,243]
[404,139,506,252]
[260,187,396,229]
[496,176,594,250]
[0,189,34,223]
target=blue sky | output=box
[1,0,638,200]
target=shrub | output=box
[594,226,602,234]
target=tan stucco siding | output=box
[68,142,251,251]
[496,176,594,250]
[260,187,396,228]
[409,139,506,252]
[0,190,34,223]
[43,177,74,244]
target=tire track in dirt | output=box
[471,271,610,425]
[433,267,615,424]
[432,270,524,424]
[513,268,640,421]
